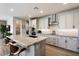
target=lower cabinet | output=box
[46,37,52,44]
[46,36,58,46]
[46,36,78,52]
[66,37,77,51]
[58,37,78,52]
[58,37,66,48]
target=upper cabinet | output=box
[73,12,79,29]
[37,16,49,29]
[66,14,73,29]
[59,14,73,29]
[59,15,66,29]
[58,11,79,29]
[37,8,79,29]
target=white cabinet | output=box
[58,37,77,52]
[66,14,73,29]
[59,15,66,29]
[52,37,58,46]
[58,37,66,48]
[46,37,51,44]
[66,37,77,51]
[46,36,58,46]
[58,12,79,29]
[59,14,74,29]
[38,16,49,29]
[46,36,78,52]
[73,12,79,29]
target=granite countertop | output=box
[8,35,47,48]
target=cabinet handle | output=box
[65,40,67,43]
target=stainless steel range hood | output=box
[52,14,58,25]
[48,14,58,26]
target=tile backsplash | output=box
[37,29,79,36]
[56,29,79,36]
[37,29,52,34]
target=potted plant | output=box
[0,24,12,44]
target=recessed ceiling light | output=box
[63,3,67,4]
[10,8,14,12]
[40,10,43,13]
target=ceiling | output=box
[0,3,79,18]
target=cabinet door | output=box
[58,37,66,48]
[52,37,58,46]
[66,14,73,29]
[66,38,77,51]
[74,13,79,29]
[38,17,48,29]
[48,37,54,45]
[46,37,52,44]
[59,15,66,29]
[46,37,58,46]
[49,38,54,45]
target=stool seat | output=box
[9,41,26,56]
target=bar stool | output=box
[9,41,26,56]
[0,40,10,56]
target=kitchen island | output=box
[8,35,47,56]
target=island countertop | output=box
[8,35,47,48]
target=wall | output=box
[0,16,13,34]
